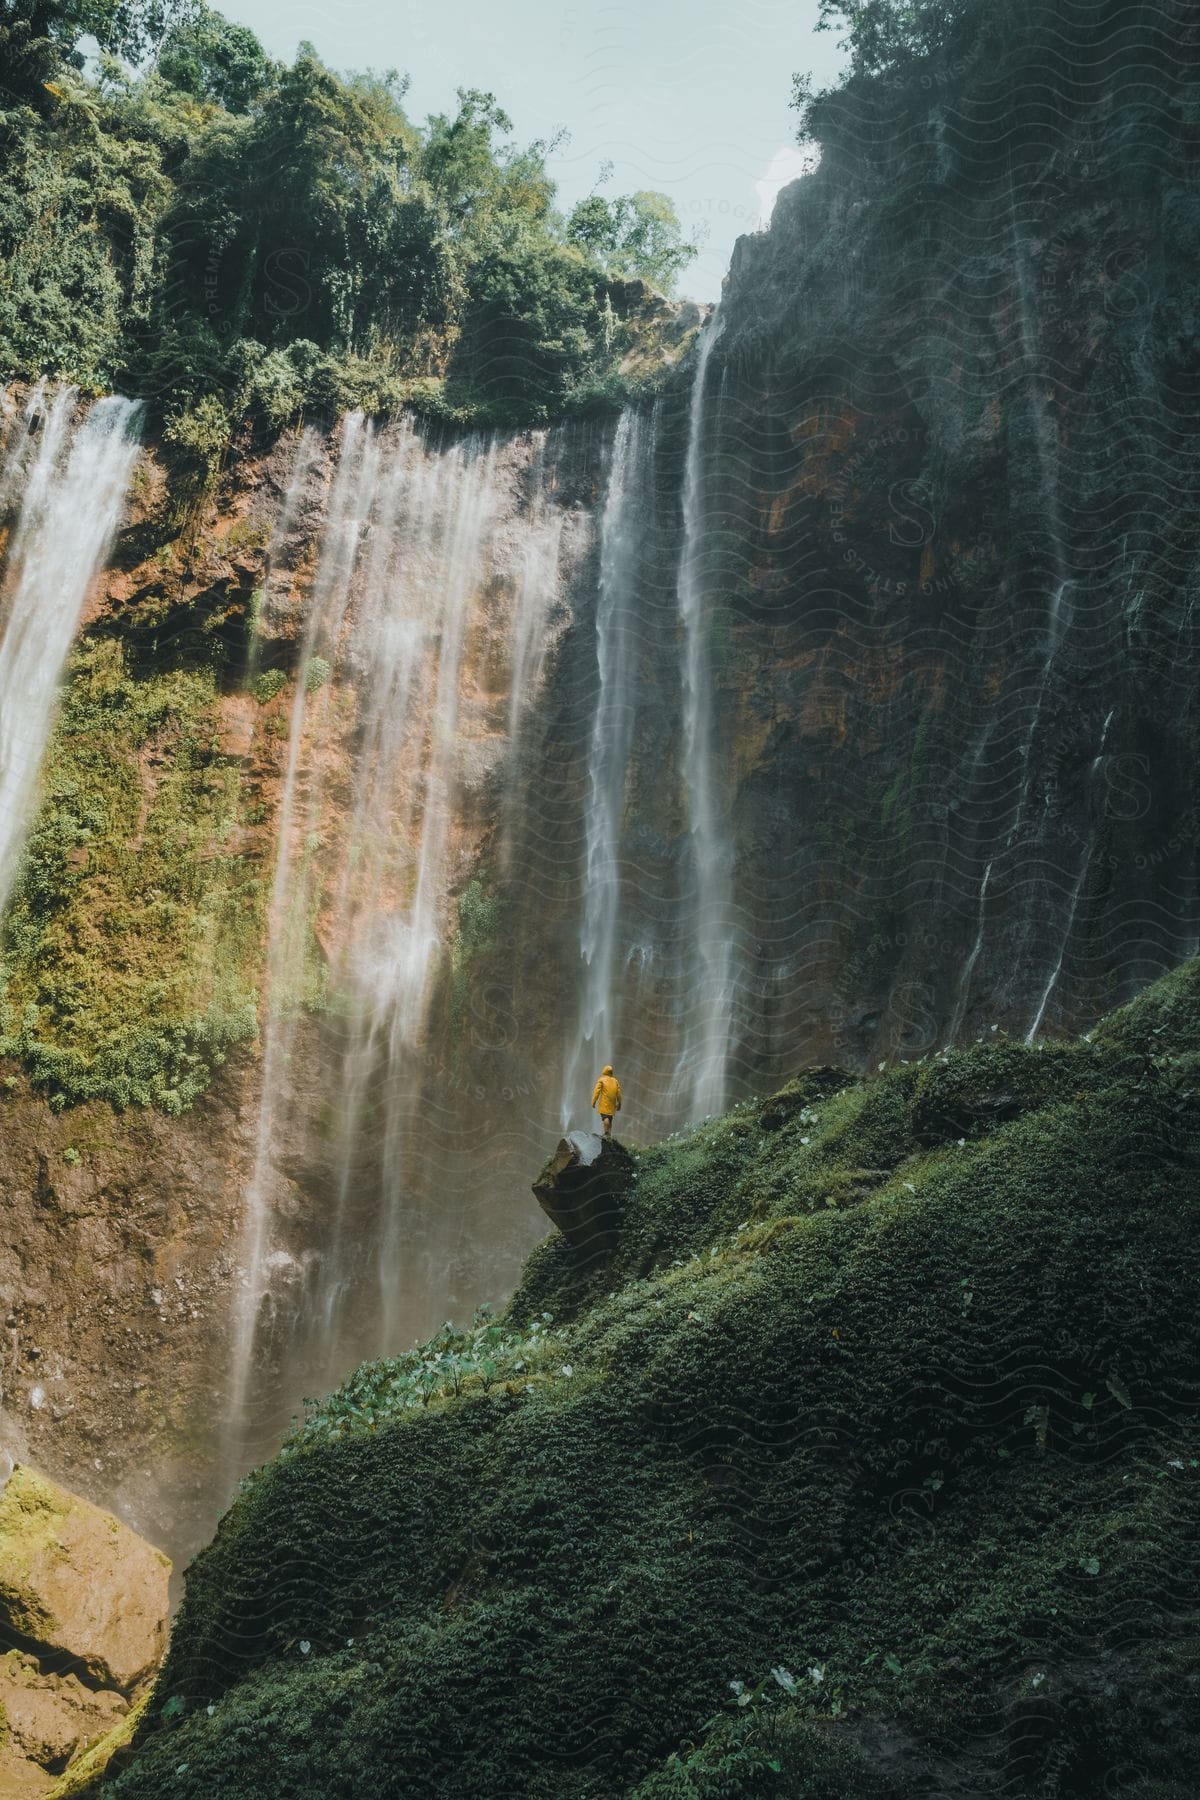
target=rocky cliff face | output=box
[1,0,1198,1563]
[692,0,1200,1072]
[0,1060,261,1558]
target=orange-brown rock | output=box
[0,1651,124,1780]
[0,1462,170,1696]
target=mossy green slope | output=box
[103,964,1200,1797]
[0,638,262,1110]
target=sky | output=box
[217,0,847,301]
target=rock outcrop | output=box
[0,1461,169,1798]
[757,1066,853,1131]
[532,1132,633,1258]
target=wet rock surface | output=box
[0,1061,261,1563]
[532,1132,634,1259]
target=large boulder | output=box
[0,1651,124,1779]
[0,1461,170,1696]
[532,1131,633,1259]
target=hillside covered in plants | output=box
[85,959,1200,1797]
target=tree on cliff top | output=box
[0,7,682,427]
[0,0,189,107]
[812,0,973,77]
[155,0,273,111]
[791,0,993,137]
[566,186,698,297]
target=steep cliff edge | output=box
[90,962,1200,1797]
[0,400,305,1558]
[669,0,1200,1073]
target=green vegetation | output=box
[791,0,1187,165]
[303,656,331,696]
[448,876,502,1038]
[0,4,697,435]
[250,667,287,705]
[98,961,1200,1795]
[0,639,261,1110]
[566,175,701,293]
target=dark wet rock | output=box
[532,1131,634,1259]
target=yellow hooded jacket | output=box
[591,1067,621,1116]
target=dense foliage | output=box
[95,962,1200,1796]
[566,184,699,294]
[0,638,261,1109]
[0,4,696,435]
[791,0,1186,150]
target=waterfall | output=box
[558,409,654,1129]
[506,436,566,749]
[1003,579,1071,856]
[1024,706,1116,1043]
[674,315,736,1121]
[0,385,141,915]
[227,413,577,1457]
[947,859,994,1045]
[1008,182,1068,589]
[357,431,504,1353]
[226,412,382,1460]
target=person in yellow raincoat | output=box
[591,1065,621,1136]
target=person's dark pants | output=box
[600,1112,614,1135]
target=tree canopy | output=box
[791,0,1005,141]
[0,4,700,435]
[155,1,273,111]
[566,189,697,295]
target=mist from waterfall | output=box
[227,413,578,1459]
[0,385,141,915]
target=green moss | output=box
[303,657,331,697]
[46,1693,152,1800]
[95,963,1200,1797]
[448,877,502,1041]
[0,639,263,1110]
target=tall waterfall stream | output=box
[0,354,1193,1517]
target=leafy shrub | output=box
[163,396,233,488]
[251,668,287,705]
[304,656,330,696]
